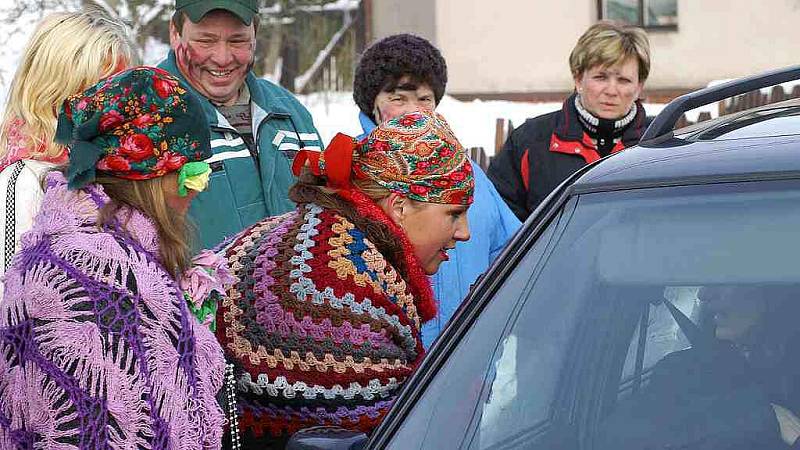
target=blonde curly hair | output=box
[0,8,137,162]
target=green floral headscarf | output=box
[55,66,211,190]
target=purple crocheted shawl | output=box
[0,172,225,449]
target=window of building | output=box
[598,0,678,29]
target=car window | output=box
[383,197,577,450]
[617,286,698,398]
[381,179,800,450]
[601,283,800,450]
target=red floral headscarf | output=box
[294,110,474,205]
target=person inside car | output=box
[595,284,800,449]
[487,21,652,220]
[213,110,474,448]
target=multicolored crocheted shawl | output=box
[216,191,436,440]
[0,172,226,449]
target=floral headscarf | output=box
[55,66,211,190]
[294,110,474,205]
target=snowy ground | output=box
[296,92,573,155]
[298,92,682,155]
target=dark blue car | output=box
[290,66,800,450]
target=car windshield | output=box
[384,179,800,450]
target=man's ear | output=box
[169,20,180,48]
[380,192,407,226]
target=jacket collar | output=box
[357,111,377,141]
[553,92,648,148]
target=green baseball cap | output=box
[175,0,259,26]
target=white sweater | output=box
[0,160,56,300]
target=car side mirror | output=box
[286,426,368,450]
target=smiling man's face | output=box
[170,10,255,106]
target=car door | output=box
[371,179,800,450]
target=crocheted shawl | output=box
[216,192,436,440]
[0,172,225,449]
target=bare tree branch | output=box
[85,0,117,17]
[136,0,170,30]
[294,9,354,93]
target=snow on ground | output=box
[297,91,558,156]
[298,91,675,155]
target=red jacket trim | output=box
[521,148,530,191]
[548,133,626,164]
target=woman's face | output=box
[162,172,197,215]
[574,57,643,120]
[384,195,471,275]
[373,77,436,124]
[699,286,765,343]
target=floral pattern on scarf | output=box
[55,66,211,188]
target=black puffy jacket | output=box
[487,93,650,220]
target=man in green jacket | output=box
[160,0,322,248]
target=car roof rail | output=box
[640,65,800,145]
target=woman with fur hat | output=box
[0,67,226,449]
[0,9,137,292]
[353,33,520,349]
[215,110,473,447]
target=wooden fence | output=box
[672,83,800,128]
[722,84,800,114]
[466,119,515,172]
[468,147,490,171]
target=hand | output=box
[772,403,800,446]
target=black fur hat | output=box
[353,34,447,122]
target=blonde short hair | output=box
[569,21,651,82]
[0,8,137,162]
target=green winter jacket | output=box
[159,51,322,249]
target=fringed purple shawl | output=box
[0,172,225,449]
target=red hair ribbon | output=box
[292,132,356,189]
